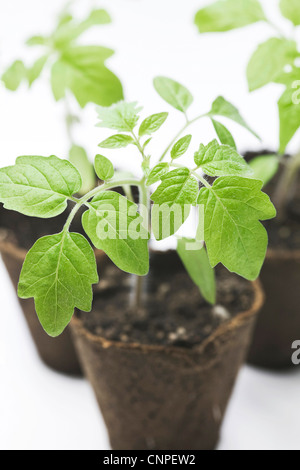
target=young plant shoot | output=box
[195,0,300,216]
[1,4,124,195]
[0,77,276,337]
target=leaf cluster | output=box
[0,78,275,336]
[2,7,123,108]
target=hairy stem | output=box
[128,133,151,310]
[131,180,150,310]
[64,178,142,231]
[159,113,207,162]
[131,130,148,160]
[133,274,144,309]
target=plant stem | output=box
[127,133,151,310]
[79,179,142,206]
[159,113,207,162]
[131,130,148,160]
[64,178,142,231]
[134,274,144,309]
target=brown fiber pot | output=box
[0,231,82,375]
[248,248,300,369]
[71,268,263,450]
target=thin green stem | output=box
[159,113,207,163]
[63,201,82,233]
[131,130,147,160]
[191,170,212,189]
[126,130,151,309]
[79,179,142,205]
[63,178,142,232]
[132,177,150,309]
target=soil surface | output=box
[245,151,300,251]
[77,252,254,349]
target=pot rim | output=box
[71,275,264,359]
[266,247,300,260]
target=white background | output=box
[0,0,300,450]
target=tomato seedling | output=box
[0,77,275,336]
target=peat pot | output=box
[71,251,263,450]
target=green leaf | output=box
[278,86,300,153]
[151,203,191,241]
[53,9,111,47]
[94,155,114,181]
[143,137,152,150]
[247,38,299,91]
[97,101,142,132]
[57,12,73,28]
[146,163,169,186]
[194,140,253,177]
[177,238,216,304]
[82,191,149,276]
[171,135,192,159]
[209,96,260,139]
[198,177,276,280]
[0,155,81,218]
[195,0,266,33]
[2,60,27,91]
[211,119,236,149]
[151,168,198,206]
[151,168,198,240]
[26,35,48,46]
[84,8,111,26]
[27,55,48,86]
[51,46,123,108]
[249,155,279,186]
[69,145,95,194]
[98,134,134,149]
[18,232,98,337]
[153,76,193,113]
[280,0,300,26]
[274,66,300,87]
[139,112,168,137]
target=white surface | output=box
[0,0,300,450]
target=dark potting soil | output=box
[77,252,254,349]
[0,202,87,250]
[244,151,300,251]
